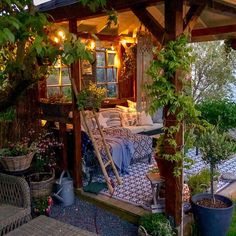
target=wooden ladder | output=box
[80,109,122,194]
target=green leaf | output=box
[3,28,15,42]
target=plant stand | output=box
[146,172,165,213]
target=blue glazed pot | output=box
[191,193,234,236]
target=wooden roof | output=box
[37,0,236,42]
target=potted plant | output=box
[0,130,36,172]
[138,213,175,236]
[27,130,62,199]
[191,126,235,236]
[77,81,107,111]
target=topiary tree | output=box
[198,126,235,202]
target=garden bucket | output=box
[53,170,74,206]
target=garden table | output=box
[6,215,97,236]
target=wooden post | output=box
[163,0,184,228]
[69,19,83,188]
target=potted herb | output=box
[191,126,235,236]
[0,130,36,172]
[77,81,107,110]
[138,213,174,236]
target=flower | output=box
[33,130,63,172]
[0,129,37,157]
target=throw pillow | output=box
[106,112,122,127]
[97,113,109,128]
[120,111,138,127]
[138,111,153,126]
[127,100,137,110]
[152,108,163,123]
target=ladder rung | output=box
[104,160,112,168]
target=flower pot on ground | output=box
[28,169,55,199]
[191,193,234,236]
[191,125,236,236]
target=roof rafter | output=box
[183,4,206,32]
[192,23,236,37]
[39,0,162,22]
[207,0,236,17]
[131,6,165,43]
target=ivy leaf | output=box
[3,28,15,42]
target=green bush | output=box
[187,169,211,195]
[139,213,174,236]
[197,99,236,131]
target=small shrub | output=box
[187,169,211,195]
[139,213,174,236]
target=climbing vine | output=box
[145,35,200,176]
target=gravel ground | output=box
[50,197,138,236]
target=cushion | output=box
[97,113,109,128]
[127,100,136,110]
[138,111,153,126]
[120,111,138,127]
[152,108,163,123]
[106,112,122,127]
[116,105,130,112]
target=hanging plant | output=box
[145,35,200,176]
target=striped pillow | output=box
[106,112,122,127]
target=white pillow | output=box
[97,113,109,128]
[138,111,153,126]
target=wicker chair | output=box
[0,173,31,235]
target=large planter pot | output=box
[0,152,34,172]
[191,193,234,236]
[28,169,55,199]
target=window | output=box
[46,59,72,100]
[96,49,118,98]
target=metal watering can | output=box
[53,171,75,207]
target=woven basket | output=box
[28,169,55,199]
[0,152,34,172]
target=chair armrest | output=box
[0,173,31,209]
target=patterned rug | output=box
[87,149,236,210]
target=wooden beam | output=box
[164,0,184,230]
[131,6,165,43]
[207,0,236,17]
[192,24,236,37]
[183,4,206,32]
[41,0,162,22]
[69,19,83,188]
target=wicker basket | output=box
[28,169,55,199]
[0,152,34,172]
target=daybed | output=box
[82,106,162,173]
[0,173,31,235]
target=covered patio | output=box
[1,0,236,235]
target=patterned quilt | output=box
[92,127,153,165]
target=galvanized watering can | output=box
[53,171,75,206]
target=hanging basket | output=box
[138,226,151,236]
[28,169,55,199]
[0,152,34,172]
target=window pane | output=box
[47,87,60,96]
[62,86,72,101]
[62,68,71,85]
[108,53,115,66]
[96,68,105,83]
[96,52,105,66]
[107,68,117,82]
[47,68,59,85]
[107,84,117,98]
